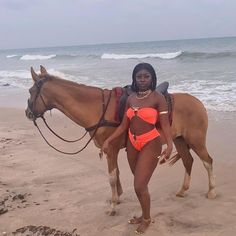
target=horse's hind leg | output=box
[174,136,194,197]
[191,146,216,199]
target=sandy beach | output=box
[1,0,236,234]
[0,106,236,236]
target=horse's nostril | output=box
[25,108,34,120]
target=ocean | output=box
[0,37,236,117]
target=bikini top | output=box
[126,107,158,125]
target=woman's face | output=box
[135,69,152,92]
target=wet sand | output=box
[0,107,236,236]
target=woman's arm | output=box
[105,114,129,143]
[101,98,130,154]
[156,93,173,161]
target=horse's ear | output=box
[31,67,39,82]
[40,65,48,76]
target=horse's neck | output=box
[45,80,102,128]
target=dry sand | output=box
[0,107,236,236]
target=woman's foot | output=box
[134,218,152,234]
[128,216,142,224]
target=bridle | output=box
[27,77,119,155]
[27,76,87,143]
[27,77,50,121]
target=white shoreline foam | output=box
[20,54,56,60]
[101,51,182,60]
[6,54,18,58]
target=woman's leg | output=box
[126,138,139,175]
[134,137,162,233]
[126,138,143,224]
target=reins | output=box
[33,89,113,155]
[30,77,88,143]
[41,116,88,143]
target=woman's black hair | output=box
[131,63,157,92]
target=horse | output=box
[25,66,216,215]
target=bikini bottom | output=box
[128,128,160,151]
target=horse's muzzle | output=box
[25,107,35,121]
[25,99,35,121]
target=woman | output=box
[102,63,173,234]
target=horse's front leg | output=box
[106,148,122,216]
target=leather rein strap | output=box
[41,116,88,142]
[85,88,119,132]
[34,89,117,155]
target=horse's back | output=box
[171,93,208,141]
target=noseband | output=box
[27,77,49,120]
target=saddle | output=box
[113,81,173,126]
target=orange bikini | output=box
[126,107,160,151]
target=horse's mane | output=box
[42,74,102,91]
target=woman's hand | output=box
[101,139,110,157]
[159,145,173,164]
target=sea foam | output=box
[170,80,236,112]
[6,55,18,58]
[20,54,56,60]
[101,51,182,60]
[0,68,80,90]
[0,70,30,79]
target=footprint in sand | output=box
[164,216,222,234]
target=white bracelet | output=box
[159,111,168,115]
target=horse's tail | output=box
[169,153,181,166]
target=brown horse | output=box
[25,66,216,215]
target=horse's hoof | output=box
[107,199,120,205]
[176,191,185,198]
[206,190,216,199]
[106,210,116,216]
[110,210,116,216]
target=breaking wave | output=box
[6,54,18,58]
[101,50,236,60]
[6,50,236,61]
[20,54,56,60]
[101,51,182,60]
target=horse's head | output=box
[25,65,52,121]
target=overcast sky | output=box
[0,0,236,49]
